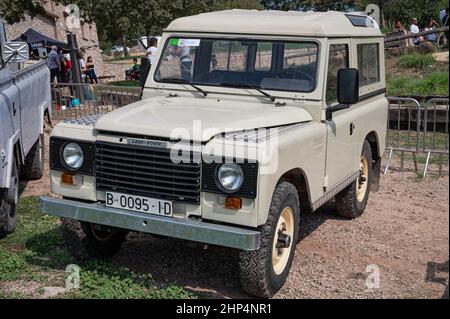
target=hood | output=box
[94,97,313,142]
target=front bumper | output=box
[39,196,261,250]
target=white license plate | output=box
[105,192,173,217]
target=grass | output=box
[109,80,140,87]
[0,197,195,299]
[387,71,449,96]
[385,50,448,97]
[398,53,436,70]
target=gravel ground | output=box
[21,132,449,299]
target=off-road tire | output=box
[335,140,373,219]
[60,218,128,260]
[21,134,44,180]
[0,160,19,239]
[239,181,300,298]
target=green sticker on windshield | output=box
[169,38,179,46]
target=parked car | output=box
[111,45,131,55]
[0,16,51,238]
[40,10,388,298]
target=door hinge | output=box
[323,175,329,188]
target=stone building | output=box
[5,0,104,75]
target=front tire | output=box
[0,160,19,239]
[239,181,299,298]
[60,218,128,259]
[334,140,373,219]
[21,134,44,180]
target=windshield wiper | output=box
[218,82,275,102]
[158,78,208,97]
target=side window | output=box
[255,42,272,71]
[357,43,380,86]
[211,41,248,72]
[326,44,349,105]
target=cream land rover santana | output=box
[40,10,388,298]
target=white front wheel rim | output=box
[272,207,294,275]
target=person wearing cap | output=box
[410,18,420,45]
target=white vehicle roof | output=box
[166,9,383,38]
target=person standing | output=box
[85,56,99,84]
[146,37,158,65]
[410,18,420,45]
[47,46,60,83]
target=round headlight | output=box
[217,163,244,192]
[62,143,84,169]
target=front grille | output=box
[95,141,201,204]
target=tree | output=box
[0,0,45,24]
[260,0,359,11]
[384,0,448,27]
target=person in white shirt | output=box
[410,18,420,45]
[146,37,158,65]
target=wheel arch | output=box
[278,167,312,211]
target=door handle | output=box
[12,102,17,116]
[350,123,355,135]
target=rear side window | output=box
[357,43,380,86]
[326,44,349,104]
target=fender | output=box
[1,130,21,189]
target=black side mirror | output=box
[326,68,359,121]
[337,68,359,105]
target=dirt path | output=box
[20,135,449,298]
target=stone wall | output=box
[102,60,133,82]
[4,0,104,75]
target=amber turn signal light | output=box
[61,173,75,185]
[223,196,242,210]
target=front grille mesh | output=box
[95,141,201,204]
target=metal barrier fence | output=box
[51,83,141,120]
[385,96,449,177]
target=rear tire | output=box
[0,160,19,239]
[334,140,372,219]
[60,218,128,259]
[21,134,44,180]
[239,181,299,298]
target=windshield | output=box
[154,38,318,93]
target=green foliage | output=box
[384,0,448,28]
[398,53,436,70]
[109,80,140,87]
[259,0,364,11]
[0,250,28,281]
[66,260,195,299]
[387,71,449,96]
[0,0,45,24]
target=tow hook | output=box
[276,231,291,249]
